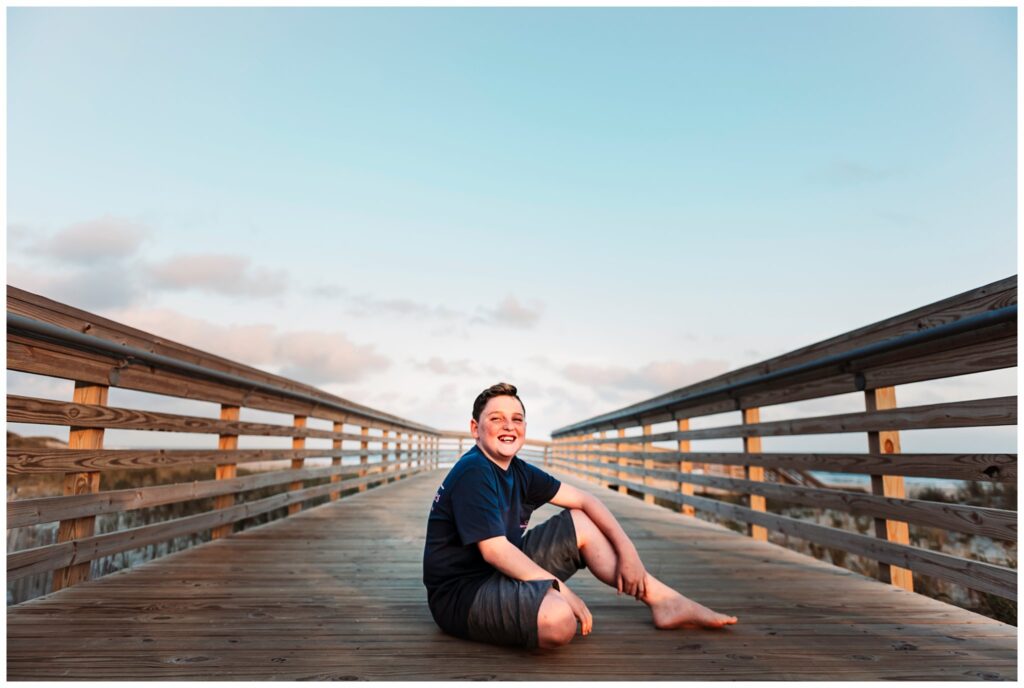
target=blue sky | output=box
[6,7,1017,447]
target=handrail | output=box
[7,288,444,602]
[8,312,436,435]
[553,302,1016,437]
[548,276,1018,610]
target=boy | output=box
[423,382,737,649]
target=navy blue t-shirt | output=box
[422,446,561,639]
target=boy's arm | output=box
[477,536,593,635]
[548,483,648,599]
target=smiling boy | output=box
[423,382,737,649]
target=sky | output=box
[5,7,1018,453]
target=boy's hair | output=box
[472,382,525,422]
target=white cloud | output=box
[106,307,389,387]
[412,356,479,376]
[148,254,287,297]
[562,358,730,395]
[276,331,390,385]
[8,264,140,310]
[474,295,542,328]
[34,216,148,263]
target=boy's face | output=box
[470,395,526,463]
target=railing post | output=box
[617,429,628,494]
[597,431,609,487]
[53,381,108,592]
[330,421,343,501]
[543,444,550,468]
[678,418,695,517]
[212,404,240,539]
[866,386,914,592]
[381,429,391,484]
[742,408,768,541]
[288,415,307,515]
[642,424,654,504]
[359,426,369,492]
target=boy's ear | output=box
[469,418,479,439]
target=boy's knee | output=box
[537,590,576,648]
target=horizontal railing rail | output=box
[6,286,442,600]
[550,276,1018,606]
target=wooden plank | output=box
[288,415,307,516]
[556,397,1016,446]
[52,381,108,591]
[583,448,1017,483]
[552,277,1016,436]
[8,467,427,581]
[7,446,413,474]
[212,404,240,540]
[548,456,1016,540]
[5,394,385,441]
[616,429,627,495]
[678,418,694,516]
[556,461,1017,600]
[641,425,654,504]
[8,287,434,435]
[5,469,1016,681]
[8,462,397,528]
[7,336,421,435]
[330,422,343,501]
[739,327,1017,412]
[359,426,369,492]
[866,387,913,591]
[743,408,768,541]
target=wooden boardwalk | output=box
[6,468,1017,680]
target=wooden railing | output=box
[6,287,442,595]
[550,277,1017,602]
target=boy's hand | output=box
[616,549,647,600]
[559,583,593,637]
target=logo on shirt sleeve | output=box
[430,484,445,511]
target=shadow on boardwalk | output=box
[6,469,1016,680]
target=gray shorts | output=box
[466,509,586,649]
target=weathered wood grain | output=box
[8,461,408,528]
[8,467,426,581]
[7,446,433,474]
[580,449,1016,483]
[553,277,1016,435]
[557,397,1016,446]
[5,394,395,442]
[6,469,1015,680]
[552,460,1016,600]
[548,456,1017,540]
[8,287,431,434]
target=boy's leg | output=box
[536,587,577,649]
[570,509,738,629]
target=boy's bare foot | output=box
[648,591,738,630]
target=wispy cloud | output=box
[562,358,730,395]
[148,254,287,297]
[412,356,480,376]
[276,331,390,385]
[8,264,140,310]
[312,284,463,320]
[107,307,390,386]
[32,216,149,264]
[474,296,543,328]
[9,218,290,308]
